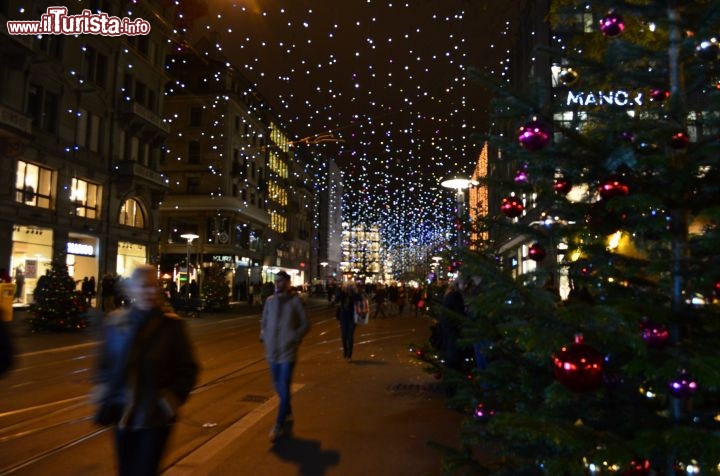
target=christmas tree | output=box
[418,1,720,474]
[201,263,231,311]
[27,260,88,332]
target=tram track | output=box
[0,302,422,474]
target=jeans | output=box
[270,361,296,428]
[339,318,356,359]
[115,426,171,476]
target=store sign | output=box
[566,90,643,108]
[67,242,94,256]
[211,255,234,263]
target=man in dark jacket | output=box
[92,265,198,476]
[261,271,309,442]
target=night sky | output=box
[193,0,522,246]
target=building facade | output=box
[160,37,312,294]
[0,0,173,303]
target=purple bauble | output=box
[621,131,636,143]
[514,169,529,184]
[518,119,550,151]
[599,12,625,37]
[668,370,698,399]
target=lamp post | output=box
[180,233,199,295]
[441,176,476,248]
[320,261,329,286]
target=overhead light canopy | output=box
[180,233,199,241]
[441,176,477,190]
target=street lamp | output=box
[320,261,329,286]
[180,233,199,295]
[441,176,476,248]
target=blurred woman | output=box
[92,265,199,476]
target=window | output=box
[119,198,144,228]
[187,177,200,194]
[235,115,240,131]
[70,178,101,219]
[34,34,62,59]
[76,109,102,152]
[147,89,156,112]
[27,84,58,133]
[16,161,55,209]
[135,81,146,105]
[189,107,202,127]
[82,46,107,87]
[188,141,200,164]
[270,212,287,233]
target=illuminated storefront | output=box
[10,225,54,304]
[117,241,147,277]
[66,234,99,285]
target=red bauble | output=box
[518,119,550,151]
[500,196,524,218]
[621,459,651,476]
[668,369,697,399]
[599,177,630,200]
[599,12,625,37]
[554,178,572,195]
[669,131,690,149]
[650,89,670,102]
[641,319,670,348]
[528,242,546,261]
[552,335,604,392]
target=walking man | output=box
[260,271,310,442]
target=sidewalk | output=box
[166,312,465,476]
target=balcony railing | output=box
[116,160,167,188]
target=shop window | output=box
[16,160,55,209]
[119,198,145,228]
[71,178,101,219]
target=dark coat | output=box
[93,307,199,429]
[336,290,361,322]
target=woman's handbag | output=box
[354,297,370,325]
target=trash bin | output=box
[0,283,15,322]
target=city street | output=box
[0,300,463,475]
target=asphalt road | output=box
[0,300,463,476]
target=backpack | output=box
[354,296,369,325]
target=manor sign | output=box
[566,90,643,108]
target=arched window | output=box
[119,198,145,228]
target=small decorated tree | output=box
[201,263,230,311]
[28,260,88,332]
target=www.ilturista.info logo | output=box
[6,6,150,36]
